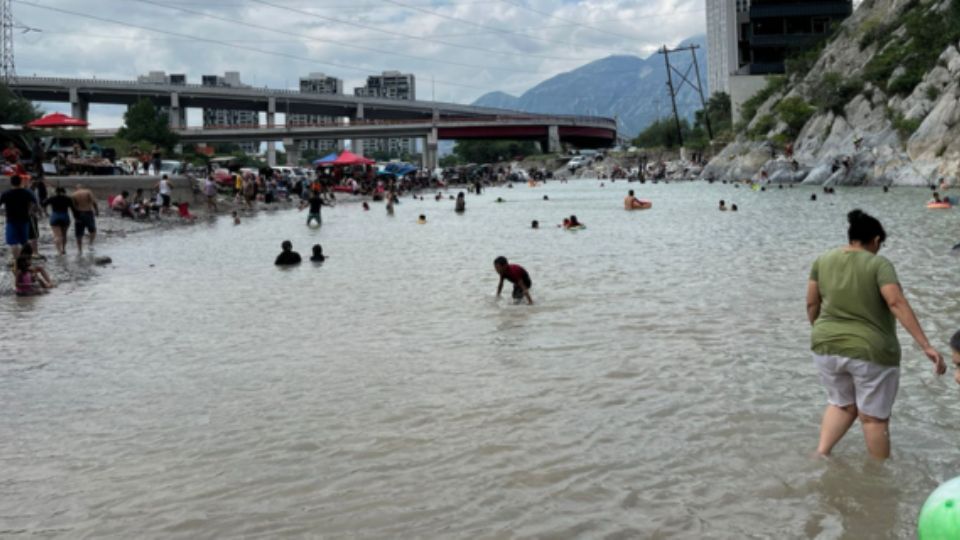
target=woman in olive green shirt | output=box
[806,209,946,460]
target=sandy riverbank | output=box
[0,178,323,295]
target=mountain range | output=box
[472,35,708,137]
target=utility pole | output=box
[1,0,14,84]
[660,45,683,147]
[658,43,713,146]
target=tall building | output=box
[135,71,187,127]
[289,72,343,154]
[743,0,851,75]
[706,0,749,96]
[354,71,417,157]
[707,0,852,118]
[201,72,258,154]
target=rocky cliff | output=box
[704,0,960,186]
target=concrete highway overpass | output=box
[90,117,616,167]
[10,76,616,168]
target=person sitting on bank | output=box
[274,240,302,266]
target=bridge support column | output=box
[547,125,561,154]
[352,103,365,157]
[424,128,439,171]
[69,88,88,122]
[169,92,182,129]
[266,97,277,166]
[283,138,300,166]
[267,142,277,167]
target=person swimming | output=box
[496,197,505,203]
[455,192,465,213]
[543,195,549,201]
[811,194,817,201]
[232,211,241,225]
[493,255,533,305]
[362,201,370,211]
[417,214,427,224]
[624,190,647,210]
[531,220,539,229]
[310,244,325,262]
[565,215,583,228]
[731,204,738,212]
[719,200,727,211]
[274,240,302,266]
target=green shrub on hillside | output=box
[747,114,777,141]
[862,0,960,96]
[775,97,816,137]
[810,72,864,115]
[889,109,922,139]
[739,76,787,127]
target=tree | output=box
[452,140,538,163]
[116,99,179,150]
[632,117,690,149]
[0,83,42,124]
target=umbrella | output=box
[333,150,375,166]
[313,152,338,166]
[26,112,90,128]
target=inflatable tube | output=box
[565,225,586,230]
[629,199,652,210]
[927,202,952,209]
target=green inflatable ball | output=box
[919,476,960,539]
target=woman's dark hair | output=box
[848,209,886,244]
[950,329,960,353]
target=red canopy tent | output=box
[332,151,375,166]
[26,112,90,128]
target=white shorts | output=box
[813,354,900,420]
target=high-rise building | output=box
[354,71,417,157]
[201,72,258,154]
[289,72,343,154]
[706,0,749,96]
[708,0,853,119]
[743,0,851,75]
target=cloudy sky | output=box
[11,0,706,127]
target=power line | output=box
[12,0,498,92]
[497,0,637,42]
[132,0,541,73]
[250,0,595,62]
[380,0,621,51]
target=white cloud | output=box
[12,0,705,127]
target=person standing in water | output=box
[71,184,98,255]
[299,190,328,226]
[494,256,533,305]
[806,209,946,460]
[43,187,73,255]
[455,192,466,213]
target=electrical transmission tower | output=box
[1,0,14,84]
[658,44,712,148]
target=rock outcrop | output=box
[704,0,960,186]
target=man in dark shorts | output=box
[0,175,38,259]
[71,184,99,255]
[494,256,533,305]
[299,190,328,226]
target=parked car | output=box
[567,156,586,172]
